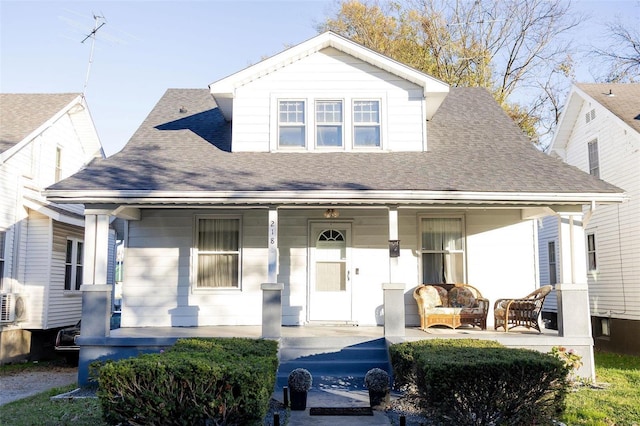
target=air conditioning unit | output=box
[0,293,27,323]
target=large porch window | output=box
[195,217,241,288]
[420,217,465,284]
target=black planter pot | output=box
[290,390,308,410]
[368,388,390,408]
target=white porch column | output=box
[80,211,112,338]
[383,206,405,336]
[262,207,282,338]
[77,211,113,386]
[556,212,595,378]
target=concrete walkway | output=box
[273,388,391,425]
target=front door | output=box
[309,223,352,322]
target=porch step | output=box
[276,337,392,391]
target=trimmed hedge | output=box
[390,338,504,389]
[390,339,569,425]
[95,338,278,426]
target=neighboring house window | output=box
[55,146,62,182]
[353,100,380,148]
[0,231,5,290]
[278,100,305,148]
[316,100,343,148]
[588,139,599,178]
[547,241,557,285]
[64,239,83,291]
[196,217,241,288]
[587,233,597,271]
[421,217,464,284]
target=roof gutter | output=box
[44,189,628,206]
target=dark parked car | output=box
[55,312,121,364]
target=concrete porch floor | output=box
[109,324,561,343]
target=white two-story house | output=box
[44,33,625,385]
[0,93,104,363]
[540,83,640,355]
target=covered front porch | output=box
[77,322,594,386]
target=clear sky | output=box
[1,0,638,156]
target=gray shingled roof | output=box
[0,93,80,153]
[577,83,640,134]
[47,87,621,196]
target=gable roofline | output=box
[209,31,449,121]
[0,94,102,164]
[550,83,640,158]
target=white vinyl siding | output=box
[0,98,100,333]
[232,47,424,152]
[49,221,84,327]
[559,95,640,321]
[122,210,265,327]
[119,208,542,328]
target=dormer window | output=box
[278,100,306,148]
[353,100,380,147]
[316,100,343,148]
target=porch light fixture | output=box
[323,208,339,218]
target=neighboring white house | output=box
[44,32,625,385]
[540,83,640,355]
[0,93,104,363]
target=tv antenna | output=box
[81,13,106,97]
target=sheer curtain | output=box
[422,218,463,284]
[197,219,239,288]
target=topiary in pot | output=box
[365,368,390,409]
[287,368,312,410]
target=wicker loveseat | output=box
[413,284,489,330]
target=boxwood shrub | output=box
[95,338,278,426]
[390,339,569,425]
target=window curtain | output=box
[422,218,463,284]
[198,219,239,288]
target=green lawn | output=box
[1,352,639,425]
[561,351,640,426]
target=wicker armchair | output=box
[494,285,553,332]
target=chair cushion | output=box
[460,306,484,315]
[449,287,476,308]
[417,285,448,308]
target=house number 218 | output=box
[269,220,277,245]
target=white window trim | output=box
[277,99,307,150]
[547,240,557,285]
[64,238,83,292]
[315,99,345,150]
[0,230,6,291]
[417,214,467,284]
[270,93,386,152]
[192,215,243,292]
[55,146,63,183]
[352,99,382,150]
[587,138,600,178]
[586,233,597,272]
